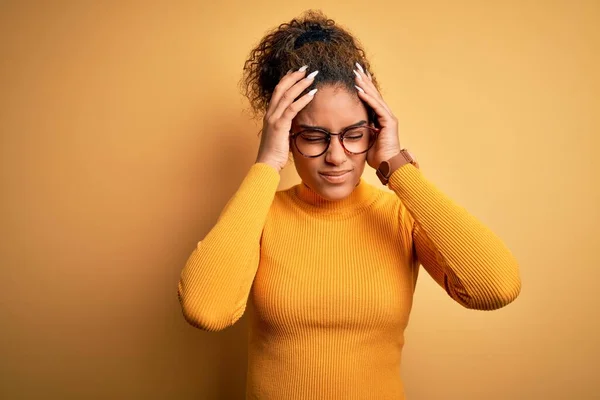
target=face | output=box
[290,84,369,201]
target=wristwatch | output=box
[376,149,417,185]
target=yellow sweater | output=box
[178,162,521,399]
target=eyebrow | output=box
[298,120,367,131]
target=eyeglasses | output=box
[289,125,380,158]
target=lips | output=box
[319,170,352,176]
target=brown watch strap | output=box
[376,149,416,185]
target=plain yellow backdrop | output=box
[1,1,598,399]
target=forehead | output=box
[293,85,367,129]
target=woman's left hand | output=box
[353,63,404,170]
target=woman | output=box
[177,10,521,399]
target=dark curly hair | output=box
[240,10,380,126]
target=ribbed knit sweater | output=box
[177,162,521,399]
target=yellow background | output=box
[1,1,598,399]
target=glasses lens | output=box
[295,127,376,156]
[342,126,376,154]
[295,130,329,156]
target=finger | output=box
[355,77,392,116]
[272,70,319,119]
[353,65,392,115]
[266,66,309,116]
[280,89,318,126]
[354,73,388,117]
[266,69,295,110]
[355,62,365,74]
[354,66,384,102]
[355,62,373,83]
[355,86,394,125]
[354,64,373,86]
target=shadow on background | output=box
[168,111,263,399]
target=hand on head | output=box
[255,66,319,172]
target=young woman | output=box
[177,10,521,399]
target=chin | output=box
[314,176,357,200]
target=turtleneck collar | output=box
[291,177,380,216]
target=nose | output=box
[324,136,347,165]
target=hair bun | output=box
[294,25,332,49]
[242,10,378,118]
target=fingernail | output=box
[306,70,319,80]
[355,85,365,93]
[298,65,308,72]
[355,62,364,73]
[308,88,318,96]
[353,70,362,80]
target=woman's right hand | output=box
[255,66,319,172]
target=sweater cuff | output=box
[387,163,423,197]
[251,162,282,184]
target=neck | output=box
[293,178,378,215]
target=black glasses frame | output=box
[289,125,381,158]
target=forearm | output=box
[177,163,280,330]
[389,163,521,310]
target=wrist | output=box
[255,158,282,173]
[380,151,402,166]
[375,149,417,185]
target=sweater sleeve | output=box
[177,163,280,331]
[388,163,521,310]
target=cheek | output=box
[350,153,367,164]
[297,157,320,172]
[292,152,319,174]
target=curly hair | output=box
[240,10,380,125]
